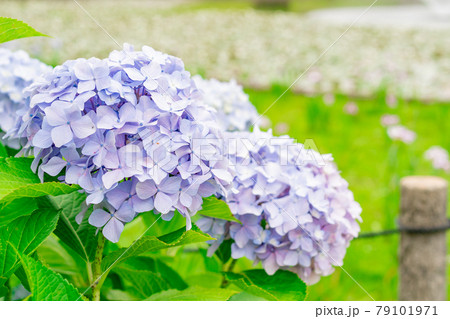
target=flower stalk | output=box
[220,258,237,288]
[91,233,105,301]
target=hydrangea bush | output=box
[198,128,362,284]
[0,19,359,302]
[0,48,51,148]
[8,44,233,243]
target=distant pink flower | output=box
[387,125,416,144]
[322,93,335,106]
[386,94,398,108]
[343,102,358,115]
[380,114,399,127]
[255,115,272,130]
[274,122,289,134]
[308,70,322,84]
[424,146,450,172]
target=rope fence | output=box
[357,219,450,239]
[351,176,448,301]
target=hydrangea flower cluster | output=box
[198,128,362,284]
[0,48,51,148]
[10,44,233,243]
[193,76,258,132]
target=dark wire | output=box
[356,219,450,239]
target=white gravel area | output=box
[2,1,450,101]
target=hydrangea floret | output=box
[193,76,258,132]
[0,48,51,148]
[198,128,362,284]
[10,44,233,243]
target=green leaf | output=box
[113,256,187,299]
[141,210,188,237]
[52,192,97,262]
[224,269,307,301]
[17,252,83,301]
[0,144,7,158]
[199,196,240,223]
[0,157,79,226]
[105,289,138,301]
[0,182,79,226]
[102,224,213,271]
[117,215,149,247]
[199,248,221,273]
[146,286,238,301]
[215,239,233,264]
[163,248,222,287]
[14,265,30,292]
[37,235,89,288]
[184,273,222,289]
[0,157,38,226]
[0,284,8,298]
[0,17,47,44]
[0,205,60,286]
[0,157,38,200]
[228,291,266,301]
[1,182,80,206]
[0,198,39,228]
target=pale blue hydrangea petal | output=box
[71,115,96,139]
[154,191,174,215]
[51,124,73,147]
[41,156,67,176]
[114,202,135,223]
[89,209,111,227]
[135,180,158,199]
[102,217,124,243]
[32,128,53,148]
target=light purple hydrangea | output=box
[198,128,362,284]
[0,48,51,148]
[9,44,233,243]
[193,76,259,132]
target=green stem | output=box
[91,233,105,301]
[220,259,237,288]
[86,261,93,287]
